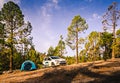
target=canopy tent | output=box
[21,60,36,71]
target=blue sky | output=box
[0,0,120,56]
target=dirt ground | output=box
[1,59,120,83]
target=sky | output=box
[0,0,120,56]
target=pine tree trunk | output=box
[112,22,115,60]
[112,8,116,60]
[10,23,13,72]
[76,25,78,64]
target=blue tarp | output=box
[20,60,36,71]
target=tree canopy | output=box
[0,1,32,71]
[66,15,88,63]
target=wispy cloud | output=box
[86,13,102,35]
[31,0,60,52]
[39,0,60,36]
[92,13,101,19]
[88,13,101,21]
[85,0,93,2]
[41,0,60,16]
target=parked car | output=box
[43,56,66,67]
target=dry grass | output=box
[1,59,120,83]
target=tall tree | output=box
[1,1,24,72]
[100,32,113,60]
[79,49,86,62]
[0,22,5,71]
[115,29,120,57]
[66,15,88,63]
[88,31,100,61]
[102,2,120,59]
[0,23,4,51]
[27,46,36,62]
[54,35,66,57]
[18,21,32,56]
[47,46,55,56]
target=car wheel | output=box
[51,62,55,67]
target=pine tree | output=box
[66,15,88,63]
[1,1,24,72]
[102,2,120,59]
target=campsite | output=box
[21,60,36,71]
[1,0,120,83]
[1,59,120,83]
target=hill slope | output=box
[1,59,120,83]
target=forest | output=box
[0,1,120,73]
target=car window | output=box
[44,58,48,61]
[51,56,60,59]
[48,58,51,60]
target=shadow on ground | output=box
[23,60,120,83]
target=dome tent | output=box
[21,60,36,71]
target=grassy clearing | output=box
[0,59,120,83]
